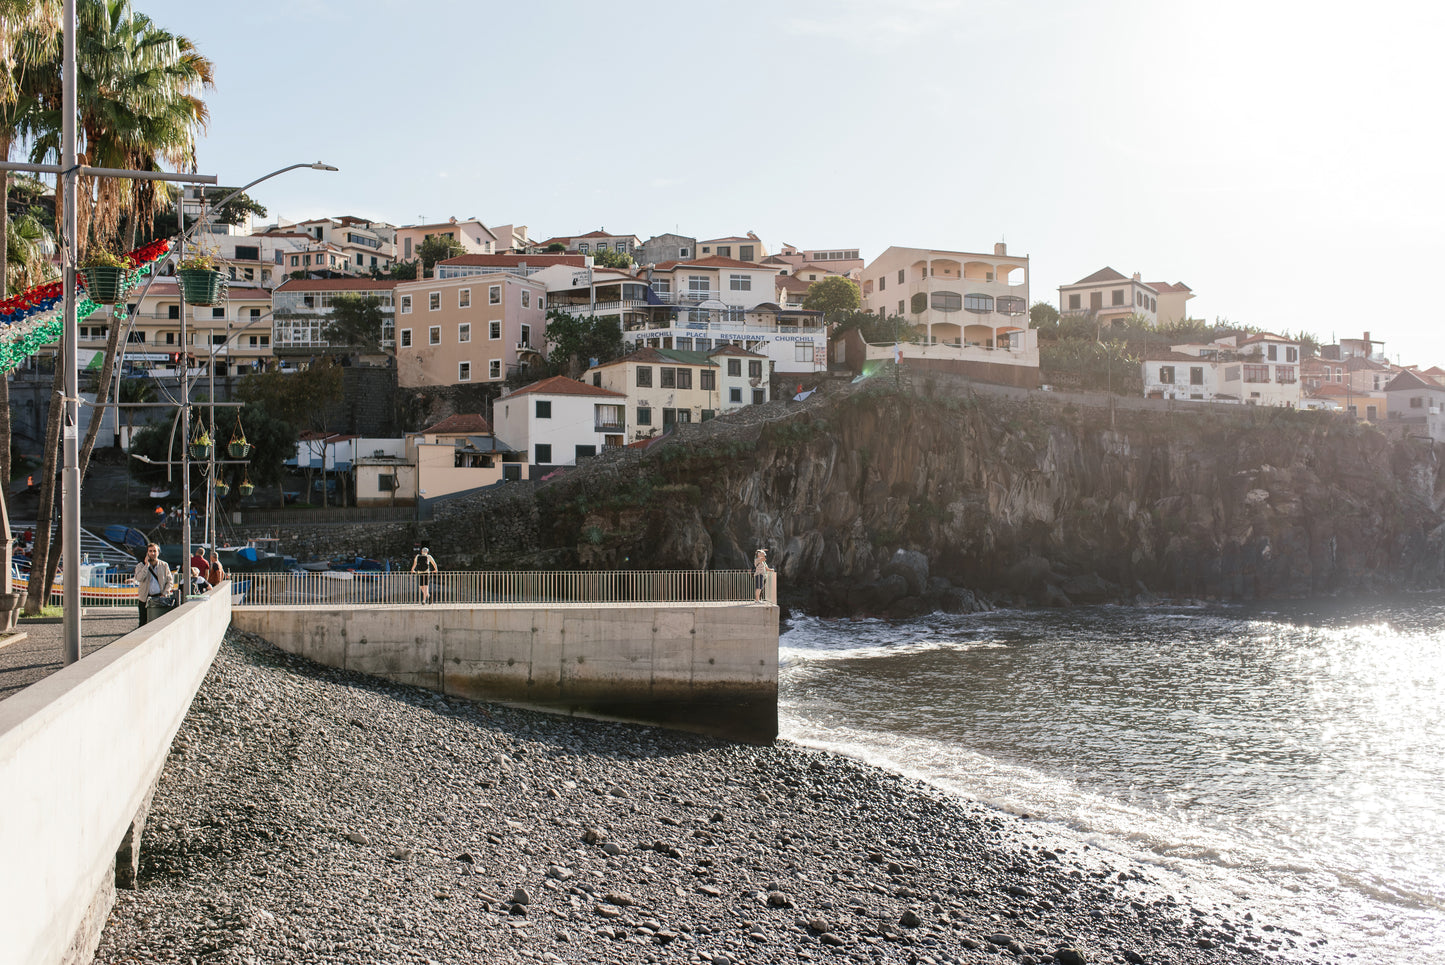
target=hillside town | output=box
[7,195,1444,513]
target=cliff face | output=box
[514,384,1445,614]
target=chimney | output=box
[1132,272,1141,281]
[1363,331,1371,344]
[994,242,1006,255]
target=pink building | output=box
[393,271,548,388]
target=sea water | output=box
[779,595,1445,960]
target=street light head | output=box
[311,162,339,171]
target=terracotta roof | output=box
[1066,267,1130,286]
[775,275,811,293]
[1145,281,1193,293]
[759,255,790,265]
[274,278,399,291]
[504,376,626,400]
[1385,370,1445,392]
[421,413,493,435]
[1237,332,1295,345]
[440,253,585,268]
[707,344,767,359]
[650,256,769,271]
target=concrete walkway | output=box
[0,609,138,702]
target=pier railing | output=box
[234,569,771,607]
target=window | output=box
[796,343,813,362]
[636,366,652,387]
[401,329,412,347]
[729,387,742,403]
[753,389,765,405]
[1090,292,1103,310]
[429,326,440,345]
[676,410,691,424]
[290,255,299,267]
[748,360,762,378]
[1286,346,1298,363]
[1069,294,1081,310]
[1275,366,1296,383]
[535,444,552,464]
[879,276,886,291]
[1159,366,1175,384]
[910,293,928,314]
[260,335,269,347]
[933,291,964,312]
[536,400,552,419]
[1243,364,1270,383]
[596,242,608,251]
[212,307,226,319]
[729,274,751,291]
[127,331,145,343]
[727,358,741,377]
[489,320,501,340]
[578,243,589,254]
[428,291,440,311]
[400,295,412,314]
[459,288,471,308]
[168,305,180,320]
[489,285,501,304]
[458,361,471,381]
[1267,344,1278,361]
[520,323,530,347]
[1190,367,1204,385]
[676,368,692,390]
[636,406,652,426]
[522,289,531,308]
[739,245,753,261]
[1112,289,1125,306]
[661,367,676,388]
[700,369,716,391]
[1410,396,1424,408]
[898,269,905,283]
[718,246,731,257]
[211,334,226,345]
[489,359,501,379]
[459,323,471,342]
[687,275,710,294]
[576,444,597,461]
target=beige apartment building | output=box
[393,272,548,388]
[582,348,723,440]
[1148,280,1195,326]
[538,229,643,257]
[395,218,498,263]
[861,243,1030,341]
[772,243,863,277]
[697,233,767,262]
[83,282,275,377]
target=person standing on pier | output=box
[754,548,772,604]
[132,543,174,626]
[412,547,438,604]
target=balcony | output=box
[594,420,624,432]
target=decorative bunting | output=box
[0,239,172,371]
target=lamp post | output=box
[175,164,337,605]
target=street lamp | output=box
[174,162,338,606]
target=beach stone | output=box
[344,831,369,845]
[603,891,636,906]
[899,909,922,928]
[1122,951,1146,964]
[1055,948,1088,965]
[602,842,621,855]
[766,891,793,908]
[582,827,606,844]
[511,887,531,905]
[819,933,846,946]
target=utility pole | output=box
[59,0,80,662]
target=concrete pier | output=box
[232,601,779,743]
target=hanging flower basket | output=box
[214,480,230,499]
[237,479,255,497]
[228,438,252,459]
[190,432,212,461]
[78,265,131,306]
[177,267,224,307]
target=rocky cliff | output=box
[379,380,1445,615]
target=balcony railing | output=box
[595,421,624,432]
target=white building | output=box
[1139,332,1301,407]
[494,375,628,467]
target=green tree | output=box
[831,309,921,344]
[591,246,633,269]
[417,234,465,276]
[321,294,391,357]
[800,275,861,323]
[544,242,567,253]
[541,308,624,379]
[1029,301,1059,332]
[379,259,418,281]
[236,364,343,505]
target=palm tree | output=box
[14,0,213,614]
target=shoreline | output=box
[94,630,1334,965]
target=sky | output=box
[138,0,1445,366]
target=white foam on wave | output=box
[779,712,1445,957]
[779,637,1007,666]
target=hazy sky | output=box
[139,0,1445,366]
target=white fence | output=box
[236,569,767,607]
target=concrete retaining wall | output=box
[0,588,231,965]
[232,603,778,743]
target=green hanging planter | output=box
[237,480,255,498]
[190,441,212,460]
[214,481,230,499]
[228,439,252,459]
[177,267,224,307]
[78,265,130,306]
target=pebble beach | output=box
[93,630,1331,965]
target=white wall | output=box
[0,589,232,965]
